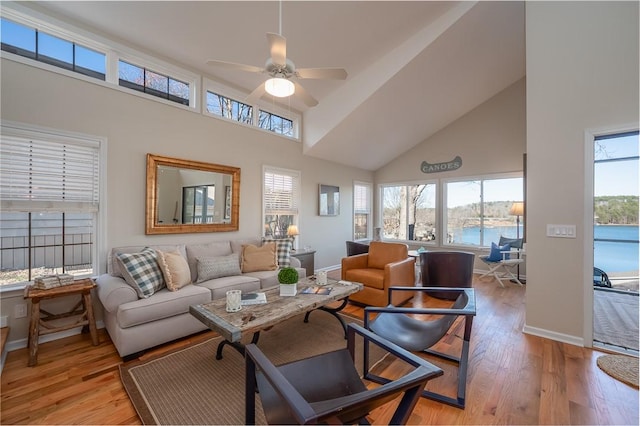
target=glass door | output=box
[592,131,639,354]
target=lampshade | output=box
[509,202,524,216]
[265,77,295,97]
[287,225,299,237]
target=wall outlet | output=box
[14,304,27,319]
[0,316,7,328]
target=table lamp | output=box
[287,225,299,250]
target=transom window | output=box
[259,110,294,137]
[119,60,189,106]
[2,7,301,140]
[1,17,106,80]
[206,91,253,124]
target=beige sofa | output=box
[95,238,305,358]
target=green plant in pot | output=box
[278,267,299,296]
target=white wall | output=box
[0,58,373,345]
[525,1,638,344]
[375,77,527,261]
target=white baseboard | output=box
[522,323,584,347]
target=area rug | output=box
[120,312,389,425]
[597,354,639,388]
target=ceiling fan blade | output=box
[206,59,264,74]
[293,82,318,107]
[245,83,267,105]
[296,67,348,80]
[266,32,287,66]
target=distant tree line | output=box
[595,196,639,224]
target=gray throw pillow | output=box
[197,253,241,282]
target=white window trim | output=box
[2,3,302,139]
[262,165,302,238]
[353,180,372,241]
[0,120,107,293]
[202,78,300,140]
[2,3,199,110]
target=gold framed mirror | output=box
[146,153,240,234]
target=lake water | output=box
[594,225,639,274]
[454,224,638,274]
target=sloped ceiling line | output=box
[302,1,477,152]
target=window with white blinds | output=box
[0,123,102,288]
[0,136,100,212]
[263,166,300,238]
[263,166,300,215]
[353,181,372,240]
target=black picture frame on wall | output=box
[319,184,340,216]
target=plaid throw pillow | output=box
[262,237,292,267]
[116,247,165,298]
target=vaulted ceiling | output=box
[32,1,525,171]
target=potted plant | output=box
[278,267,299,297]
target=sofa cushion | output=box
[196,253,242,282]
[116,285,211,329]
[116,248,165,298]
[157,250,192,291]
[241,243,277,272]
[262,237,293,267]
[196,275,261,300]
[186,241,233,283]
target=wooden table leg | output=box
[28,298,40,367]
[83,292,99,346]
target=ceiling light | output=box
[265,77,295,98]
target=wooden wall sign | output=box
[420,156,462,173]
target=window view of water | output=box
[449,225,523,246]
[594,225,639,274]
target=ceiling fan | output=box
[206,4,347,107]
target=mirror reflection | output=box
[146,154,240,234]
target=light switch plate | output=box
[547,224,577,238]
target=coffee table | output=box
[189,277,363,359]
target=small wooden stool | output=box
[24,278,99,366]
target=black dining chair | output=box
[245,323,443,425]
[364,287,476,409]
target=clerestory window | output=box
[1,17,106,80]
[118,60,190,106]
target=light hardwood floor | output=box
[1,273,638,425]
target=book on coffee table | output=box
[241,292,267,305]
[301,286,332,295]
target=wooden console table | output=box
[24,278,99,366]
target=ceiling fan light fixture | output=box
[265,77,295,97]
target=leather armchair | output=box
[341,241,415,306]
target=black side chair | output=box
[245,323,443,425]
[364,287,476,409]
[420,251,475,300]
[346,240,370,256]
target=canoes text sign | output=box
[421,156,462,173]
